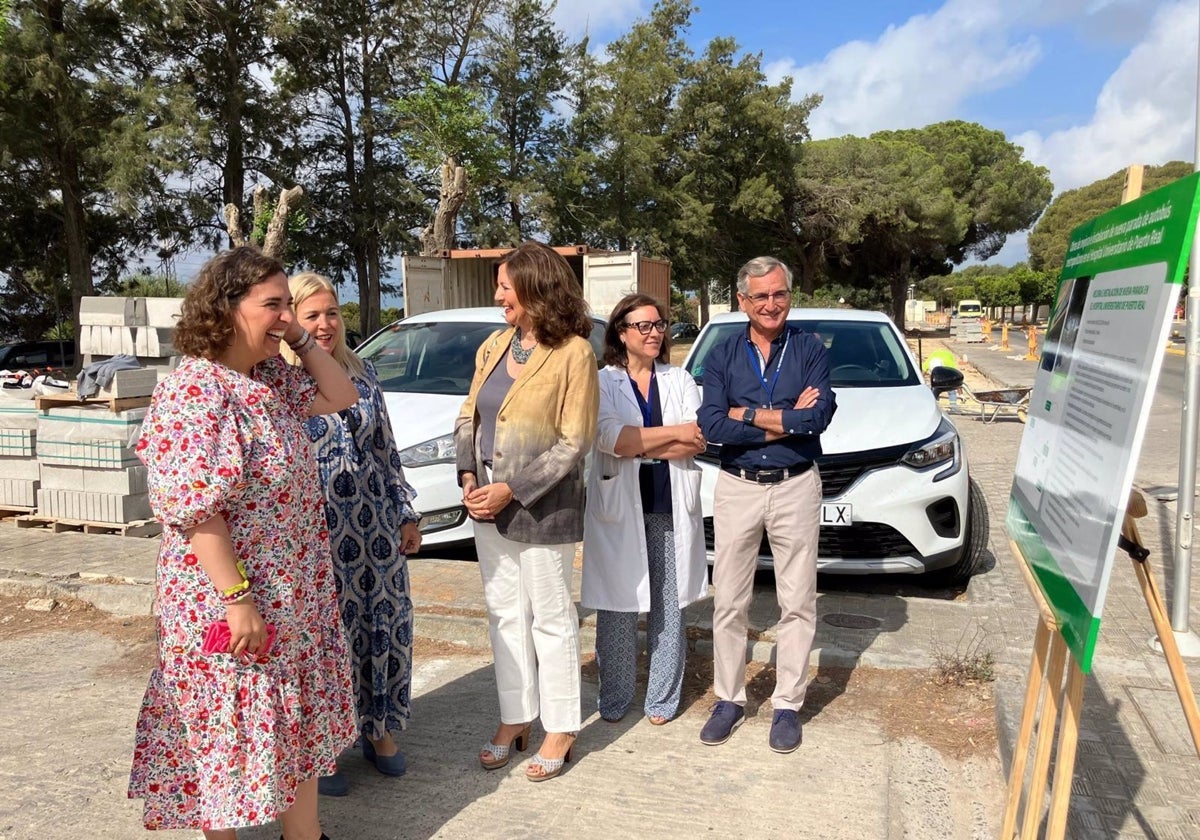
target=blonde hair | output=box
[282,272,366,378]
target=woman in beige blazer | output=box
[454,241,599,782]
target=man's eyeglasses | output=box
[741,291,791,306]
[622,319,669,335]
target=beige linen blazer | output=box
[455,327,599,544]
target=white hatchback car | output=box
[684,310,986,584]
[355,307,607,548]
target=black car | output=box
[0,340,75,370]
[670,322,700,341]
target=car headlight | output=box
[900,419,960,480]
[399,434,456,467]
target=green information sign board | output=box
[1007,172,1200,672]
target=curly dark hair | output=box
[498,242,592,348]
[175,247,285,360]
[602,293,670,368]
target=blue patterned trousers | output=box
[595,513,687,721]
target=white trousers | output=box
[474,522,582,733]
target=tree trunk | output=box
[889,275,907,326]
[46,0,92,365]
[699,281,710,326]
[261,185,303,260]
[420,158,467,255]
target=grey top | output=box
[476,350,515,464]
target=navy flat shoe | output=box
[317,772,349,797]
[363,737,407,777]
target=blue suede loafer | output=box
[363,738,407,777]
[768,709,802,754]
[699,701,745,746]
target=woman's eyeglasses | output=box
[622,319,669,335]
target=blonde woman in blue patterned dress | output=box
[285,273,422,796]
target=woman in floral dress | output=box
[128,247,360,840]
[286,272,422,796]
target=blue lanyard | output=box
[628,370,657,427]
[744,333,789,409]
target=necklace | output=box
[511,328,535,364]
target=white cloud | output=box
[1014,0,1198,193]
[550,0,644,40]
[768,0,1043,139]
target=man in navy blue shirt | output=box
[697,256,836,753]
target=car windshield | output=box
[358,321,500,395]
[686,319,919,388]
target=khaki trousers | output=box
[711,467,821,712]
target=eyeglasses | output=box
[741,291,791,306]
[622,319,669,335]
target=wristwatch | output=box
[743,407,757,427]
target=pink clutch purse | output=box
[201,620,277,657]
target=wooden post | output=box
[981,318,993,342]
[1004,541,1082,840]
[1121,164,1146,205]
[1001,322,1010,351]
[1024,325,1039,361]
[1122,491,1200,759]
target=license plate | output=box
[821,503,852,526]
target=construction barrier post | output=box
[1001,322,1010,351]
[1025,325,1039,361]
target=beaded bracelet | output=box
[219,589,253,606]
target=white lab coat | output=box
[581,363,708,612]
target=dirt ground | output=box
[4,592,996,764]
[582,647,996,762]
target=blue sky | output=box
[555,0,1200,264]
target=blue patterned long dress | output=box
[305,361,420,740]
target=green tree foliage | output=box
[878,121,1052,262]
[797,135,969,321]
[668,36,815,314]
[577,0,694,253]
[142,0,286,250]
[0,0,190,345]
[273,0,436,335]
[1028,161,1193,277]
[464,0,569,244]
[797,121,1051,322]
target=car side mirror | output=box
[929,366,964,395]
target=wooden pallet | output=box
[13,514,161,538]
[0,505,35,522]
[33,392,152,413]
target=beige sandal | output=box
[525,733,577,782]
[479,723,532,770]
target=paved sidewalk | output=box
[938,335,1200,840]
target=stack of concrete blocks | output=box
[79,296,181,379]
[0,396,40,509]
[35,406,151,523]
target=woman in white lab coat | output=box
[581,294,708,725]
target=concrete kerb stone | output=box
[0,569,154,616]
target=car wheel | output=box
[925,478,989,587]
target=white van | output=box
[956,299,982,319]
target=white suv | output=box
[685,310,986,584]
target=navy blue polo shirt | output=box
[698,324,837,471]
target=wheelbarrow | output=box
[954,383,1031,422]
